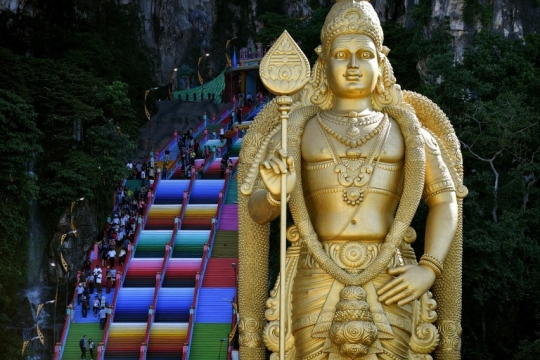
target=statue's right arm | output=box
[247,188,280,225]
[247,149,297,225]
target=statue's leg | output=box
[291,261,337,360]
[291,252,420,360]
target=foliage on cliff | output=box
[0,84,42,358]
[0,1,154,355]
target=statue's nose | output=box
[348,54,359,68]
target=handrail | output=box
[165,155,182,180]
[192,102,235,140]
[138,274,160,360]
[216,105,235,126]
[216,103,235,126]
[97,272,121,359]
[54,271,80,360]
[222,168,237,360]
[183,251,205,359]
[227,302,239,360]
[154,130,179,163]
[202,151,217,174]
[197,130,209,146]
[139,175,192,359]
[192,120,207,141]
[240,98,264,123]
[183,168,232,359]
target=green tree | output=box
[0,2,154,353]
[422,30,540,360]
[255,7,331,65]
[0,88,42,358]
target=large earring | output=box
[308,58,332,110]
[376,75,384,95]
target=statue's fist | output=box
[260,149,297,199]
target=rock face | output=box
[49,202,98,283]
[132,0,540,80]
[128,0,217,85]
[2,0,539,81]
[0,0,20,11]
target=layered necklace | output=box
[317,111,390,206]
[318,111,385,148]
[320,111,384,145]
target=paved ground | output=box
[132,99,228,163]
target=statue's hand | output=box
[260,149,297,199]
[376,265,437,306]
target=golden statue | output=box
[237,1,467,359]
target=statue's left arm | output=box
[378,128,458,305]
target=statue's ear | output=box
[378,46,390,72]
[315,45,324,60]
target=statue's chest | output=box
[301,116,405,164]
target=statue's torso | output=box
[301,113,405,241]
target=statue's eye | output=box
[359,50,374,59]
[335,51,347,59]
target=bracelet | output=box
[421,254,444,270]
[419,254,444,278]
[266,192,290,207]
[418,260,442,278]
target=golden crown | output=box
[321,0,384,54]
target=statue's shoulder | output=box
[402,90,467,197]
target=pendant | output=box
[342,187,365,205]
[346,124,361,140]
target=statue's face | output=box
[326,34,379,100]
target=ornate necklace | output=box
[317,113,386,148]
[317,113,391,206]
[321,111,383,141]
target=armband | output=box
[266,192,290,207]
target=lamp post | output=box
[168,68,178,100]
[225,37,237,68]
[22,299,56,358]
[21,336,41,358]
[198,53,210,100]
[226,37,237,103]
[231,263,237,299]
[217,337,228,360]
[144,87,159,151]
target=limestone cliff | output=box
[2,0,539,92]
[141,0,539,81]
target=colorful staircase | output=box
[59,127,244,360]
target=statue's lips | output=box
[344,72,362,80]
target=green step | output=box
[189,323,231,360]
[225,179,238,204]
[212,231,238,258]
[61,323,103,360]
[230,139,242,156]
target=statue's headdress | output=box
[302,0,400,110]
[320,0,384,55]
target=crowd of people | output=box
[126,156,166,188]
[176,129,201,178]
[71,183,149,338]
[69,97,257,359]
